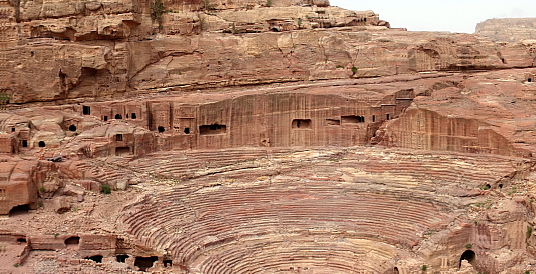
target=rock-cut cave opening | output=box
[116,254,129,263]
[85,255,103,263]
[9,204,30,217]
[459,250,476,268]
[65,236,80,247]
[134,256,159,271]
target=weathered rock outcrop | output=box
[475,18,536,42]
[3,0,536,273]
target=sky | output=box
[329,0,536,33]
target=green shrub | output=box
[102,184,111,194]
[528,226,533,239]
[421,265,427,271]
[266,0,272,7]
[151,0,167,23]
[13,263,19,268]
[465,243,472,249]
[351,66,358,75]
[38,187,45,193]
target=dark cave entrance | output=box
[134,256,159,271]
[341,115,365,123]
[68,125,77,131]
[83,106,91,115]
[9,204,29,217]
[38,141,45,147]
[199,124,227,135]
[158,126,165,133]
[116,254,129,263]
[459,250,476,268]
[292,119,312,129]
[114,114,122,119]
[65,236,80,247]
[85,255,103,263]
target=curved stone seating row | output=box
[194,237,398,273]
[129,147,309,179]
[122,183,448,270]
[120,147,519,272]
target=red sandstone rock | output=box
[2,0,536,273]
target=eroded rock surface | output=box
[476,18,536,42]
[2,0,536,273]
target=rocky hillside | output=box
[2,1,536,273]
[0,0,535,104]
[476,18,536,42]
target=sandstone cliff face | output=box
[475,18,536,42]
[3,0,536,273]
[1,0,534,104]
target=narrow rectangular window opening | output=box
[199,124,226,135]
[292,119,312,129]
[341,116,365,124]
[103,116,108,121]
[386,114,390,120]
[131,113,137,119]
[83,106,90,115]
[116,134,123,141]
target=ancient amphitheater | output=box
[1,0,536,273]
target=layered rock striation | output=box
[2,0,536,273]
[475,18,536,42]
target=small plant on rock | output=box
[102,184,111,195]
[465,243,472,249]
[351,66,358,76]
[13,263,19,268]
[527,226,533,239]
[421,265,427,271]
[151,0,167,29]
